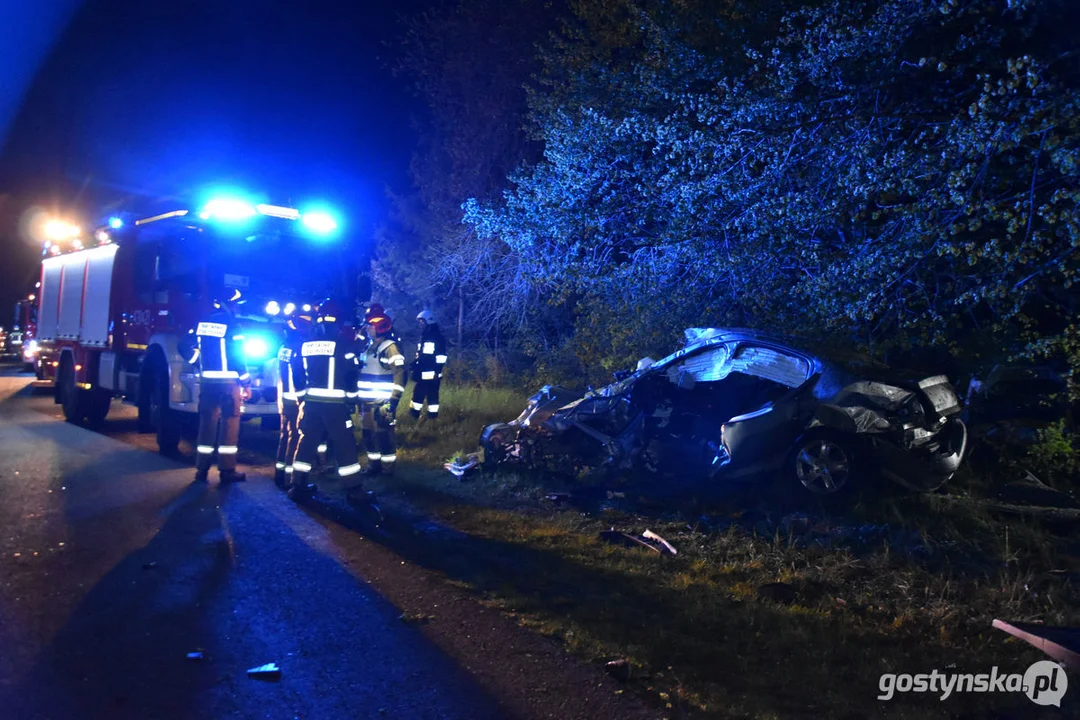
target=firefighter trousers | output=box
[196,381,242,473]
[292,400,360,479]
[276,399,300,477]
[410,378,441,418]
[360,402,397,470]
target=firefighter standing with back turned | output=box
[354,307,406,483]
[181,291,250,483]
[410,309,448,420]
[273,312,311,490]
[287,299,364,501]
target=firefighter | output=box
[274,313,311,489]
[181,291,250,483]
[410,309,448,420]
[355,307,406,478]
[288,299,363,501]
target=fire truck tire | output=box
[150,369,180,455]
[58,358,87,425]
[85,389,112,428]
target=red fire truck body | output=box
[34,201,347,453]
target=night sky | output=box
[0,0,432,320]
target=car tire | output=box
[786,430,861,498]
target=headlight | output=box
[23,340,39,359]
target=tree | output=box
[464,0,1080,386]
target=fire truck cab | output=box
[34,197,349,454]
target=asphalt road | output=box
[0,369,655,720]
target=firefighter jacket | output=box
[413,324,448,381]
[357,333,406,403]
[276,332,306,402]
[291,335,361,403]
[182,309,250,385]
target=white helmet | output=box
[416,310,437,324]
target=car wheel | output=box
[787,431,859,497]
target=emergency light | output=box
[242,336,272,362]
[300,211,338,234]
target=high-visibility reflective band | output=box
[293,461,313,472]
[282,391,300,401]
[306,388,346,398]
[218,446,238,455]
[187,349,201,364]
[382,455,397,463]
[238,373,250,382]
[422,342,436,354]
[392,356,406,366]
[344,352,355,360]
[327,356,335,390]
[435,355,448,364]
[220,338,227,371]
[428,404,440,412]
[201,370,241,379]
[345,419,354,428]
[275,462,286,470]
[285,466,294,474]
[410,401,423,411]
[197,445,215,454]
[367,452,381,460]
[394,384,405,393]
[346,390,359,399]
[338,463,362,477]
[317,444,328,453]
[421,371,436,380]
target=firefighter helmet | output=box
[315,298,344,324]
[364,303,388,324]
[417,309,437,325]
[212,289,242,311]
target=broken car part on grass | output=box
[481,328,969,496]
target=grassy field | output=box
[356,383,1080,718]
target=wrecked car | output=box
[481,328,968,495]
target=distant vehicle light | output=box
[301,211,338,234]
[200,198,257,222]
[108,217,124,229]
[243,337,271,361]
[283,303,296,316]
[302,304,312,312]
[265,301,281,316]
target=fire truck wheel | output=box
[85,389,112,428]
[150,368,180,455]
[58,358,86,425]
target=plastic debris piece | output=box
[247,663,281,680]
[600,530,661,555]
[187,651,205,661]
[642,529,677,555]
[444,452,482,479]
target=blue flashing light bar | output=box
[199,198,257,221]
[301,211,338,234]
[242,336,272,361]
[108,217,124,229]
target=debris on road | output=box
[247,663,282,680]
[642,529,677,555]
[186,651,205,661]
[444,452,482,479]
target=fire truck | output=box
[34,194,350,454]
[7,294,39,372]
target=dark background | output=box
[0,0,431,322]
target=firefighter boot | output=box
[360,460,382,477]
[220,469,247,483]
[346,485,378,506]
[287,472,316,502]
[194,470,209,483]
